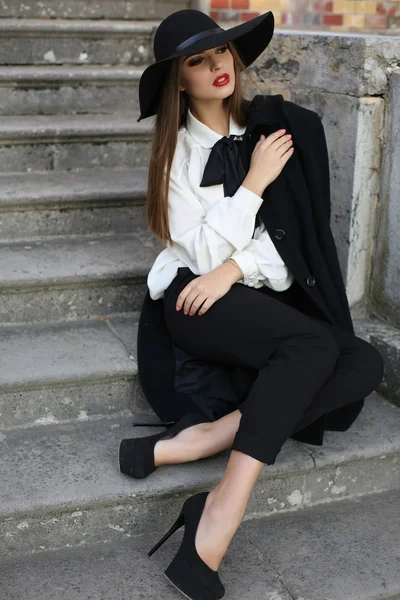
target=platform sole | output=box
[164,572,194,600]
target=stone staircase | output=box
[1,2,400,599]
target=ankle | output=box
[172,422,214,458]
[205,486,245,527]
[154,423,212,467]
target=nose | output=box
[212,61,224,72]
[211,55,223,68]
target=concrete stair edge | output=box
[0,168,148,207]
[0,113,154,139]
[0,392,399,559]
[1,487,400,600]
[0,18,161,32]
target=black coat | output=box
[137,94,364,446]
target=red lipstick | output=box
[213,73,230,86]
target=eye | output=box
[189,45,228,67]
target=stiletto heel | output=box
[147,508,185,557]
[118,411,210,479]
[149,491,225,600]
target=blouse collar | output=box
[185,106,246,149]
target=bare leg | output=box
[154,409,242,467]
[196,449,264,571]
[155,410,266,571]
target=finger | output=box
[183,290,200,314]
[176,283,196,312]
[198,297,215,316]
[189,294,207,316]
[281,145,295,160]
[176,284,191,311]
[278,139,293,156]
[266,129,288,144]
[273,135,292,151]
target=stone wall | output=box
[373,70,400,326]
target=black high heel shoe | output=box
[148,491,225,600]
[118,412,210,479]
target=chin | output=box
[213,82,235,96]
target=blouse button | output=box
[248,281,255,287]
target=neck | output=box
[189,101,230,137]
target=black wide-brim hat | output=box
[137,8,275,122]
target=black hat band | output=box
[175,27,225,53]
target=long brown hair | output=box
[145,40,265,247]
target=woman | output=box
[118,9,384,600]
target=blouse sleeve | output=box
[167,156,292,291]
[167,158,264,273]
[229,226,294,291]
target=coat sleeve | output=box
[313,114,331,222]
[228,227,294,291]
[167,159,291,290]
[284,99,331,222]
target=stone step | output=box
[0,301,395,427]
[0,313,392,430]
[354,316,400,409]
[0,65,144,116]
[0,1,189,20]
[0,19,158,66]
[0,233,161,324]
[1,487,400,600]
[0,312,152,430]
[0,168,148,241]
[0,392,399,560]
[0,114,154,173]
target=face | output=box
[178,43,235,101]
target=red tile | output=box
[240,11,260,21]
[323,13,343,24]
[232,0,248,8]
[210,10,220,20]
[365,13,388,26]
[314,0,333,10]
[377,2,397,15]
[211,0,229,8]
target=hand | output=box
[246,129,294,193]
[176,265,236,316]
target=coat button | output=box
[306,276,316,287]
[274,229,286,241]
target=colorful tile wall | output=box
[210,0,400,31]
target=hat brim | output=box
[137,11,274,122]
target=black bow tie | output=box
[199,134,247,197]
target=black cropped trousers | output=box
[163,267,385,465]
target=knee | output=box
[306,326,341,370]
[358,340,385,390]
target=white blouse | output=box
[147,106,294,300]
